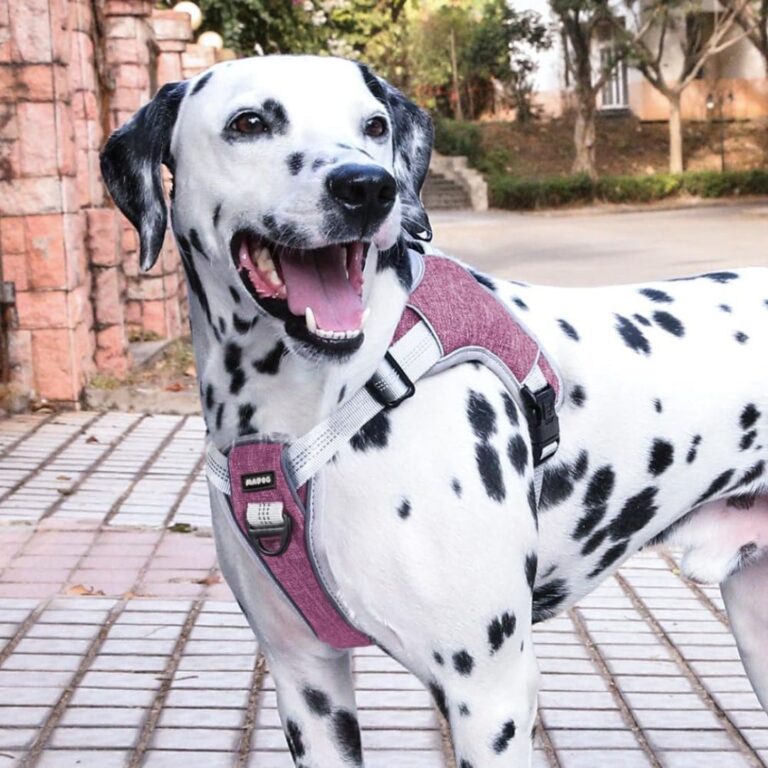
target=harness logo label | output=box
[241,471,277,492]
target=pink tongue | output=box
[280,246,363,332]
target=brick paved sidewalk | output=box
[0,412,766,767]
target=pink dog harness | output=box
[206,252,562,648]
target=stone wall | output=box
[0,0,230,406]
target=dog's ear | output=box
[359,65,434,242]
[100,81,188,271]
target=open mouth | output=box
[232,232,370,353]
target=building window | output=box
[599,44,628,110]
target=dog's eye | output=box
[364,116,388,139]
[229,112,268,135]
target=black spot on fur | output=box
[470,269,495,291]
[476,443,505,502]
[467,391,497,440]
[634,313,651,326]
[705,271,739,283]
[570,385,587,407]
[730,460,765,491]
[332,710,362,765]
[615,315,651,355]
[224,343,246,395]
[513,296,528,311]
[451,478,462,497]
[525,552,538,590]
[527,481,538,526]
[532,579,569,622]
[237,403,255,436]
[539,464,574,510]
[191,71,213,95]
[397,498,411,519]
[588,540,629,578]
[285,719,305,759]
[575,507,606,542]
[429,682,448,719]
[204,383,215,411]
[648,439,674,476]
[460,761,474,768]
[653,311,685,337]
[493,720,517,753]
[350,411,390,452]
[177,234,214,328]
[262,98,289,135]
[303,687,332,717]
[584,465,615,509]
[337,385,346,404]
[189,228,208,260]
[502,392,519,426]
[608,487,659,540]
[741,430,758,451]
[232,313,252,334]
[433,652,444,666]
[735,331,749,344]
[507,434,528,476]
[572,450,589,482]
[253,341,285,375]
[639,287,673,303]
[488,611,516,654]
[558,319,580,341]
[696,469,736,505]
[654,398,663,413]
[215,403,224,431]
[453,650,474,676]
[582,528,608,557]
[720,303,732,313]
[741,404,760,430]
[287,152,304,175]
[212,203,222,228]
[458,703,470,716]
[687,435,702,463]
[228,285,241,303]
[218,316,227,334]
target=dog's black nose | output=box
[326,164,397,222]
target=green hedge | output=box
[489,169,768,210]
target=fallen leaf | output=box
[85,435,99,444]
[56,475,71,481]
[195,574,222,586]
[67,583,105,596]
[57,488,74,496]
[168,522,195,533]
[164,382,184,392]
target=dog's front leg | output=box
[265,644,363,767]
[430,595,539,768]
[210,489,363,766]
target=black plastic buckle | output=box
[365,352,416,409]
[250,514,292,557]
[521,384,560,466]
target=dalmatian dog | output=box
[101,55,768,767]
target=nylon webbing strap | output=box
[286,321,441,488]
[522,362,558,506]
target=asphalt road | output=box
[430,201,768,287]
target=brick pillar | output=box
[0,0,97,403]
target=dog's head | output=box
[100,56,433,359]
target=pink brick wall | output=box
[0,0,233,405]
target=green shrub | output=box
[433,118,483,163]
[488,169,768,211]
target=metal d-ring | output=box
[252,513,293,557]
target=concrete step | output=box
[422,170,471,210]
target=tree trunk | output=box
[668,92,684,174]
[572,97,597,179]
[449,28,463,121]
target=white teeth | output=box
[314,328,362,340]
[305,307,317,334]
[268,269,281,287]
[361,308,371,328]
[255,247,273,271]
